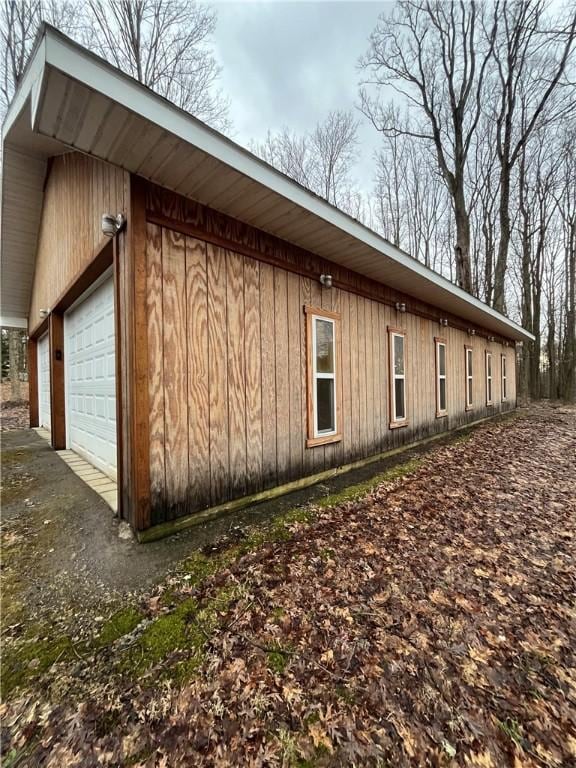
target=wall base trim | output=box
[137,410,514,543]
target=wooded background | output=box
[1,0,574,403]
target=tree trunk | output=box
[560,219,576,401]
[547,314,556,399]
[453,183,472,294]
[8,329,21,401]
[529,321,541,400]
[494,165,510,313]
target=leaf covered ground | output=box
[0,380,29,432]
[2,403,575,767]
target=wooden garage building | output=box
[1,26,534,537]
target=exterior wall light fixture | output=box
[319,274,333,289]
[488,335,495,342]
[439,318,448,327]
[467,328,476,336]
[102,213,126,237]
[395,302,406,312]
[40,309,50,317]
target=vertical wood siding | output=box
[29,154,128,331]
[145,208,517,524]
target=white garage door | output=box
[65,276,117,480]
[37,333,51,431]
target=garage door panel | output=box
[65,277,117,481]
[38,333,51,431]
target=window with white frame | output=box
[435,338,447,416]
[486,351,493,405]
[465,346,473,409]
[305,307,340,446]
[389,328,407,425]
[501,354,507,401]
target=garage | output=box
[37,333,51,431]
[64,275,117,481]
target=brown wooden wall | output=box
[143,182,516,526]
[29,153,129,332]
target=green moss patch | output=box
[1,634,74,698]
[315,457,422,509]
[120,585,242,683]
[1,450,423,701]
[94,607,143,648]
[267,646,291,675]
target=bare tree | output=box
[373,133,452,276]
[0,0,79,113]
[84,0,229,130]
[490,0,576,312]
[0,0,229,130]
[359,0,498,293]
[7,330,21,400]
[555,129,576,401]
[252,110,361,212]
[252,129,312,188]
[467,117,500,304]
[309,110,359,206]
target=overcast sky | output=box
[212,1,391,193]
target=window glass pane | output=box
[316,378,335,432]
[394,379,405,420]
[487,379,492,401]
[487,354,492,376]
[315,319,334,373]
[468,378,473,405]
[439,378,446,411]
[394,335,404,375]
[503,378,506,398]
[439,344,446,376]
[467,349,473,375]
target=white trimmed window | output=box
[305,307,341,447]
[465,346,473,409]
[501,354,507,401]
[486,351,493,405]
[388,328,407,426]
[435,338,447,416]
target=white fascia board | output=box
[41,28,533,343]
[1,38,46,141]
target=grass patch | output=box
[2,453,423,700]
[497,717,525,747]
[315,457,422,508]
[94,607,143,648]
[129,456,424,686]
[1,634,74,698]
[452,429,475,444]
[266,641,294,675]
[120,584,242,683]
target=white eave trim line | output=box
[3,24,535,344]
[1,38,46,140]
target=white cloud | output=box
[212,0,391,189]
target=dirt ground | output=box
[1,403,575,767]
[0,381,29,431]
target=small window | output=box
[305,306,341,447]
[486,351,493,405]
[501,354,507,401]
[388,327,407,427]
[435,338,447,416]
[465,346,473,409]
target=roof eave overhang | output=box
[1,25,535,343]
